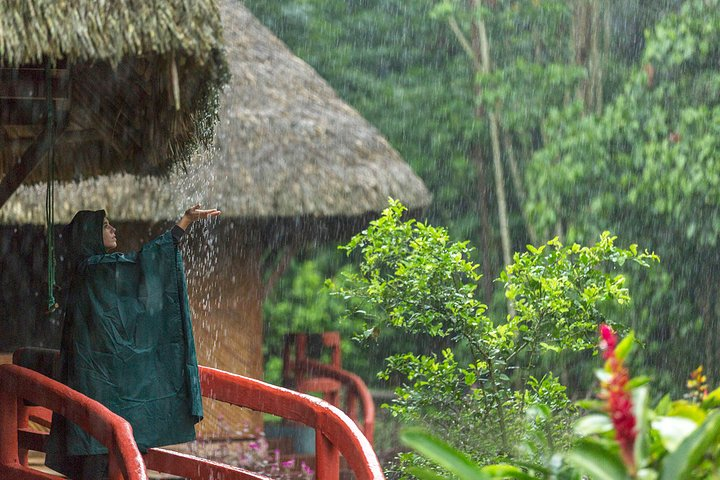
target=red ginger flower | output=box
[599,323,617,359]
[599,324,637,472]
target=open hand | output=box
[184,204,221,221]
[177,204,221,230]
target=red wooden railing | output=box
[0,363,146,480]
[293,359,376,444]
[0,349,385,480]
[283,332,376,444]
[196,366,382,479]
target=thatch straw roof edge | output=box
[0,0,224,67]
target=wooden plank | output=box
[0,464,63,480]
[18,429,47,453]
[0,112,67,209]
[0,67,69,80]
[144,448,271,480]
[0,99,70,125]
[0,67,70,103]
[4,128,101,144]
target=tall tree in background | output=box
[572,1,609,115]
[431,0,584,312]
[528,0,720,390]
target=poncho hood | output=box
[64,209,106,261]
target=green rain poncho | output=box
[46,210,203,476]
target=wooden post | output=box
[108,453,123,480]
[0,125,55,209]
[347,393,358,423]
[17,403,29,466]
[315,430,339,480]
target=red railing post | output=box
[108,451,123,480]
[0,389,19,467]
[199,366,385,480]
[347,392,358,423]
[18,401,30,466]
[315,430,340,480]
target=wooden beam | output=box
[0,113,67,209]
[5,128,102,145]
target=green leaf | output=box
[615,331,635,361]
[655,395,672,415]
[667,402,706,423]
[574,414,613,436]
[400,428,490,480]
[506,459,551,476]
[406,466,449,480]
[651,416,697,453]
[565,438,631,480]
[627,376,652,389]
[481,464,536,479]
[576,399,606,411]
[701,386,720,409]
[659,410,720,480]
[540,342,561,352]
[633,386,650,468]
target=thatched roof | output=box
[0,1,430,226]
[0,0,226,184]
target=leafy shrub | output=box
[334,199,657,469]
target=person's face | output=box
[103,217,117,251]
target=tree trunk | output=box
[573,1,606,113]
[503,132,538,245]
[471,143,495,305]
[471,2,515,316]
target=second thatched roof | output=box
[0,1,430,225]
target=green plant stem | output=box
[467,334,509,453]
[518,316,544,412]
[485,355,510,453]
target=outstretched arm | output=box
[176,204,222,231]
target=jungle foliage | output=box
[250,0,720,471]
[249,0,716,392]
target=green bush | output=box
[334,199,657,469]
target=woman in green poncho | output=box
[45,205,220,479]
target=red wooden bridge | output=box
[0,346,384,480]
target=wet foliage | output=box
[248,0,720,407]
[402,328,720,480]
[333,199,655,472]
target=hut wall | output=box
[191,244,265,439]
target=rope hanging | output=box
[45,61,58,313]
